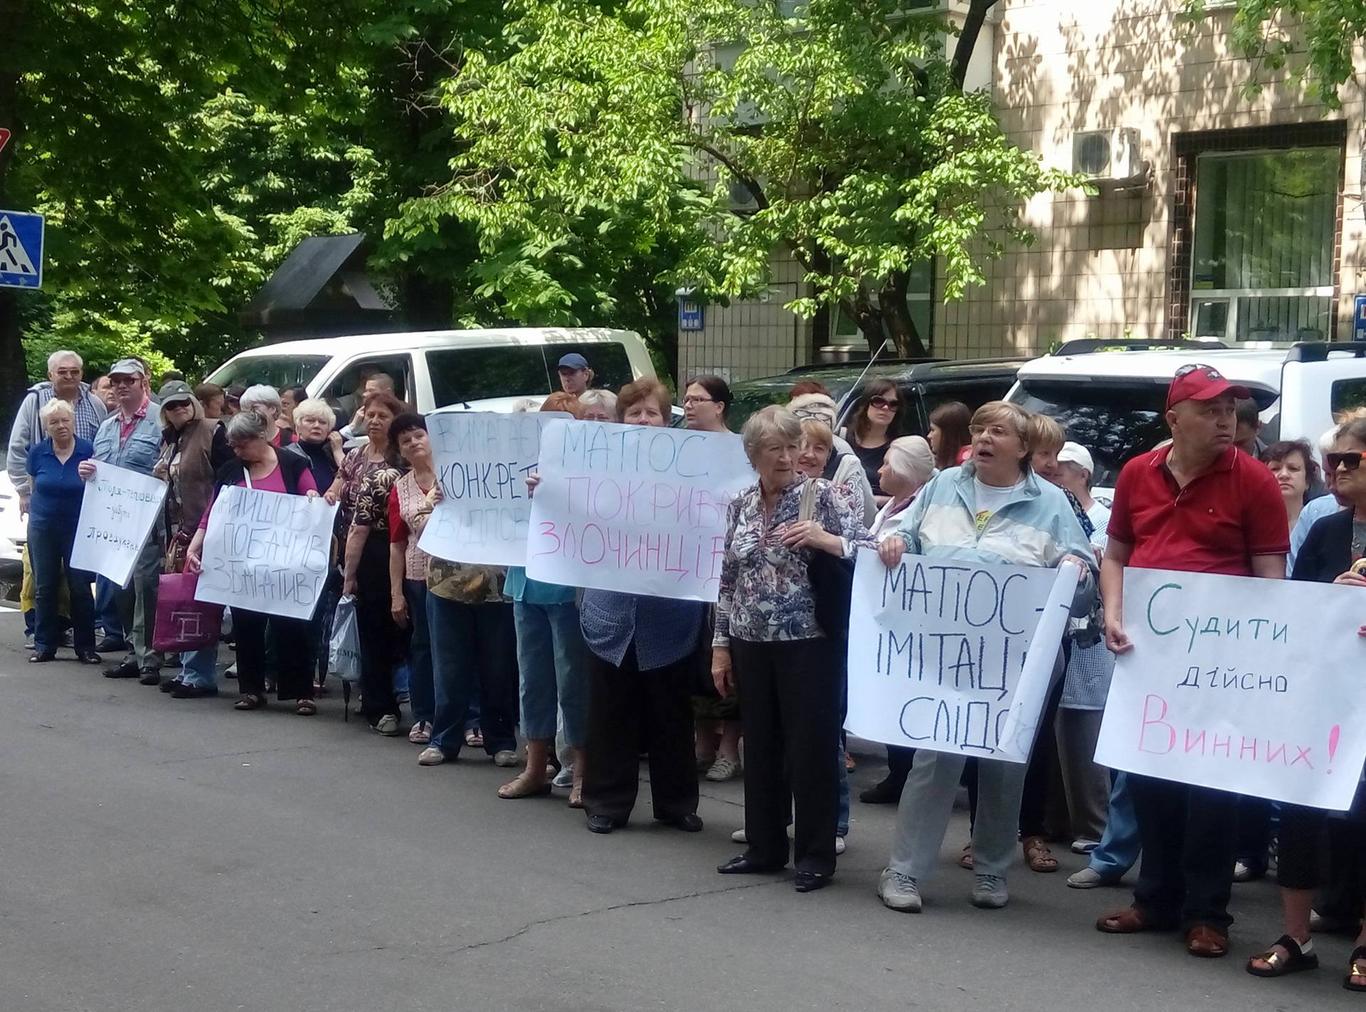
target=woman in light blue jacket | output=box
[874,400,1097,913]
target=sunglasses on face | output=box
[1174,364,1225,381]
[1327,452,1364,472]
[869,396,899,411]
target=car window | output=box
[206,355,330,392]
[1331,378,1366,416]
[1014,380,1171,488]
[427,347,550,408]
[323,356,412,416]
[546,342,634,392]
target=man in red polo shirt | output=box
[1096,364,1288,958]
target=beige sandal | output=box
[497,770,551,800]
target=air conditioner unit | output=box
[727,178,760,212]
[1071,128,1144,181]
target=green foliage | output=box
[407,0,1080,356]
[1188,0,1366,108]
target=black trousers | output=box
[28,519,94,654]
[234,607,313,700]
[356,534,404,724]
[733,637,839,876]
[1277,783,1366,891]
[1130,774,1238,931]
[582,645,697,824]
[1017,673,1066,838]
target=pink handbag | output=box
[152,572,224,653]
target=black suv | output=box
[727,357,1026,435]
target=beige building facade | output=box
[678,0,1366,381]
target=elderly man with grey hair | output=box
[7,350,107,514]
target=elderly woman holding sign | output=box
[186,411,320,712]
[561,379,707,834]
[25,398,99,664]
[1244,415,1366,989]
[713,406,875,893]
[874,401,1095,913]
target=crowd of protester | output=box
[9,349,1366,991]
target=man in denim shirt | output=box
[80,358,165,684]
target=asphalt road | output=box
[0,610,1357,1012]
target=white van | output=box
[205,327,656,415]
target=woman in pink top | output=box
[186,411,320,714]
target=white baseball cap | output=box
[1057,441,1094,476]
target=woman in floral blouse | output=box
[337,391,406,735]
[713,406,873,893]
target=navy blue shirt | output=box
[26,437,94,527]
[579,589,703,671]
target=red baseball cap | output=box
[1166,363,1250,410]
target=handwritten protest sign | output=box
[69,462,167,587]
[418,411,567,565]
[845,552,1080,763]
[526,420,754,601]
[1096,568,1366,810]
[194,485,338,621]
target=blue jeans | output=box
[514,600,588,745]
[28,519,95,654]
[95,575,123,640]
[178,645,219,689]
[403,579,434,724]
[427,594,518,756]
[1088,771,1141,880]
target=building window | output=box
[828,259,934,349]
[1189,147,1339,343]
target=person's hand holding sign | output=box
[878,534,907,569]
[77,460,96,481]
[1335,559,1366,637]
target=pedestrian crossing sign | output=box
[0,211,44,290]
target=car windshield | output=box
[206,355,330,392]
[727,364,910,432]
[1013,380,1172,487]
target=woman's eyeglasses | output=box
[1326,451,1364,472]
[681,396,717,406]
[868,396,899,411]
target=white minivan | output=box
[205,327,656,415]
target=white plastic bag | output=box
[327,594,362,683]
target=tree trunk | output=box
[0,0,32,423]
[880,270,929,358]
[952,0,1002,91]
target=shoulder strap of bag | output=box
[798,478,818,522]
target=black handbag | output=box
[799,481,855,641]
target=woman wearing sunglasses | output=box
[845,379,904,507]
[1246,416,1366,991]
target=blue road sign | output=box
[0,211,44,290]
[679,297,704,332]
[1355,294,1366,342]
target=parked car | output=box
[1006,338,1366,491]
[727,356,1025,435]
[0,471,24,579]
[205,327,656,417]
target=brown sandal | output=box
[1023,835,1059,873]
[234,693,266,711]
[296,699,317,716]
[497,770,551,800]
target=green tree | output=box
[1189,0,1366,108]
[407,0,1077,358]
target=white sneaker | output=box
[1066,867,1108,889]
[374,714,400,736]
[705,755,741,782]
[835,836,847,856]
[418,746,445,766]
[493,749,519,767]
[552,764,575,789]
[877,868,922,912]
[731,828,747,843]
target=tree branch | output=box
[681,138,769,210]
[952,0,1001,91]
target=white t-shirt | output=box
[972,477,1025,532]
[1085,499,1111,552]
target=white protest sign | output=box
[194,485,339,621]
[1096,568,1366,810]
[418,411,568,565]
[845,551,1080,763]
[526,419,755,601]
[69,461,167,587]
